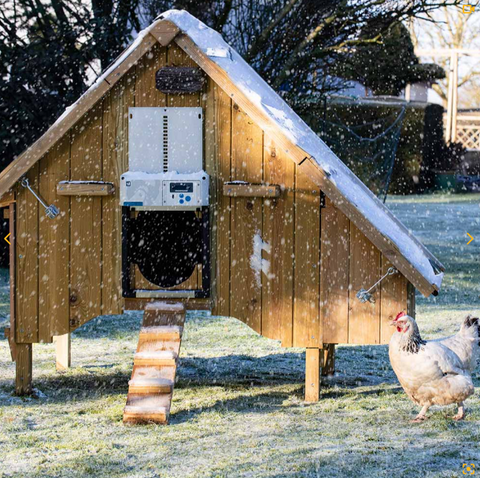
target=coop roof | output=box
[0,9,444,296]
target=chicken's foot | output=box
[453,402,466,421]
[411,404,430,423]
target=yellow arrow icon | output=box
[467,233,474,245]
[4,233,10,245]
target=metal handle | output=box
[20,177,59,219]
[356,267,398,303]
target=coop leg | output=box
[305,347,321,402]
[321,344,335,376]
[55,333,71,371]
[15,343,33,395]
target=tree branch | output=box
[213,0,232,33]
[245,0,301,62]
[272,1,346,89]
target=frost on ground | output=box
[0,194,480,478]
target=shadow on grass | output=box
[171,385,305,424]
[0,350,400,425]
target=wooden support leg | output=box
[55,334,71,371]
[15,343,33,395]
[321,344,335,377]
[305,347,321,402]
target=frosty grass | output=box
[1,194,479,477]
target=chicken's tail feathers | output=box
[462,315,480,344]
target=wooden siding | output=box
[14,42,409,346]
[321,198,408,345]
[15,164,39,343]
[39,137,70,338]
[70,104,103,328]
[214,86,232,317]
[261,137,294,346]
[320,197,349,344]
[102,70,135,314]
[293,166,321,347]
[229,104,263,332]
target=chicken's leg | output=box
[453,402,466,421]
[411,404,430,423]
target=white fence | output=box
[455,115,480,151]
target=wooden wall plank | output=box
[70,104,103,328]
[321,197,349,344]
[380,258,408,344]
[9,202,16,349]
[203,77,217,309]
[38,136,70,340]
[103,70,135,314]
[293,168,321,347]
[348,224,381,344]
[135,42,166,109]
[15,164,39,343]
[262,136,294,346]
[213,87,232,316]
[230,104,263,333]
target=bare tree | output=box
[412,5,480,108]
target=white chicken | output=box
[389,312,479,422]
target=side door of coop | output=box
[320,197,412,345]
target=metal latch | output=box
[356,267,398,303]
[20,177,59,219]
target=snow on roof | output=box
[160,10,443,291]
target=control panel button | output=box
[185,196,191,202]
[179,199,185,204]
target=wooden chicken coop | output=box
[0,10,444,420]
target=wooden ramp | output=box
[123,301,186,425]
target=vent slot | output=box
[162,115,169,172]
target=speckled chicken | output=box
[389,312,479,422]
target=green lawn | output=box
[1,194,479,477]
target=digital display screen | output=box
[170,182,193,193]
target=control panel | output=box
[162,180,203,206]
[120,172,209,209]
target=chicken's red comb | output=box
[395,311,406,321]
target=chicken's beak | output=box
[390,320,397,327]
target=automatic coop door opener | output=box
[120,107,210,299]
